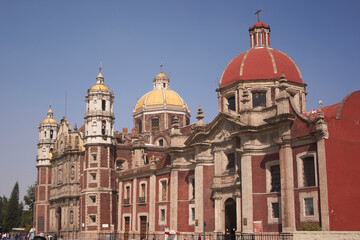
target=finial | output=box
[160,64,163,73]
[196,105,205,126]
[255,9,261,22]
[99,61,102,74]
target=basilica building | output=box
[34,19,360,238]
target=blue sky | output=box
[0,1,359,200]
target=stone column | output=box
[213,193,222,233]
[170,170,178,230]
[241,153,253,233]
[195,165,204,233]
[317,138,330,230]
[279,135,296,232]
[149,173,156,232]
[235,192,242,233]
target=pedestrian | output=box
[198,234,201,240]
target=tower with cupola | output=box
[80,68,117,234]
[34,108,58,233]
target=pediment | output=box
[185,113,241,146]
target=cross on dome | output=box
[255,9,261,22]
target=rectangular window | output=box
[151,118,159,131]
[191,208,195,221]
[92,154,97,161]
[102,100,106,111]
[272,202,280,219]
[161,181,167,201]
[304,198,314,216]
[90,215,96,223]
[227,96,236,111]
[139,183,146,203]
[161,209,165,221]
[303,157,315,187]
[270,165,281,192]
[252,92,266,108]
[124,186,130,204]
[227,153,235,169]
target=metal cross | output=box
[255,9,261,22]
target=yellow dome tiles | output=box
[165,90,182,106]
[42,118,57,124]
[90,84,109,92]
[147,90,164,106]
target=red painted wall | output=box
[324,91,360,231]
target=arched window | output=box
[158,139,163,146]
[102,120,106,135]
[151,118,159,131]
[50,130,54,139]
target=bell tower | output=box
[34,107,58,233]
[80,68,117,233]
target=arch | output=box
[56,207,62,233]
[224,198,236,240]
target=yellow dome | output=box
[135,89,188,112]
[97,72,103,78]
[90,84,109,92]
[42,118,57,124]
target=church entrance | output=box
[56,207,62,234]
[140,216,147,240]
[225,198,236,240]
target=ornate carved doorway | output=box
[225,198,236,240]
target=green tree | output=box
[23,183,36,213]
[22,183,36,230]
[2,182,20,232]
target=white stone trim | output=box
[158,205,167,226]
[296,151,318,188]
[265,160,280,193]
[267,196,281,224]
[188,204,195,225]
[299,191,319,222]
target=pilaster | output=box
[279,135,296,232]
[317,138,330,230]
[195,165,204,233]
[149,174,156,232]
[240,153,253,233]
[170,170,178,230]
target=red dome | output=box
[251,22,269,29]
[220,48,302,87]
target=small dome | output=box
[220,48,302,87]
[97,72,103,78]
[250,22,269,29]
[90,84,109,92]
[155,72,168,79]
[135,89,189,112]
